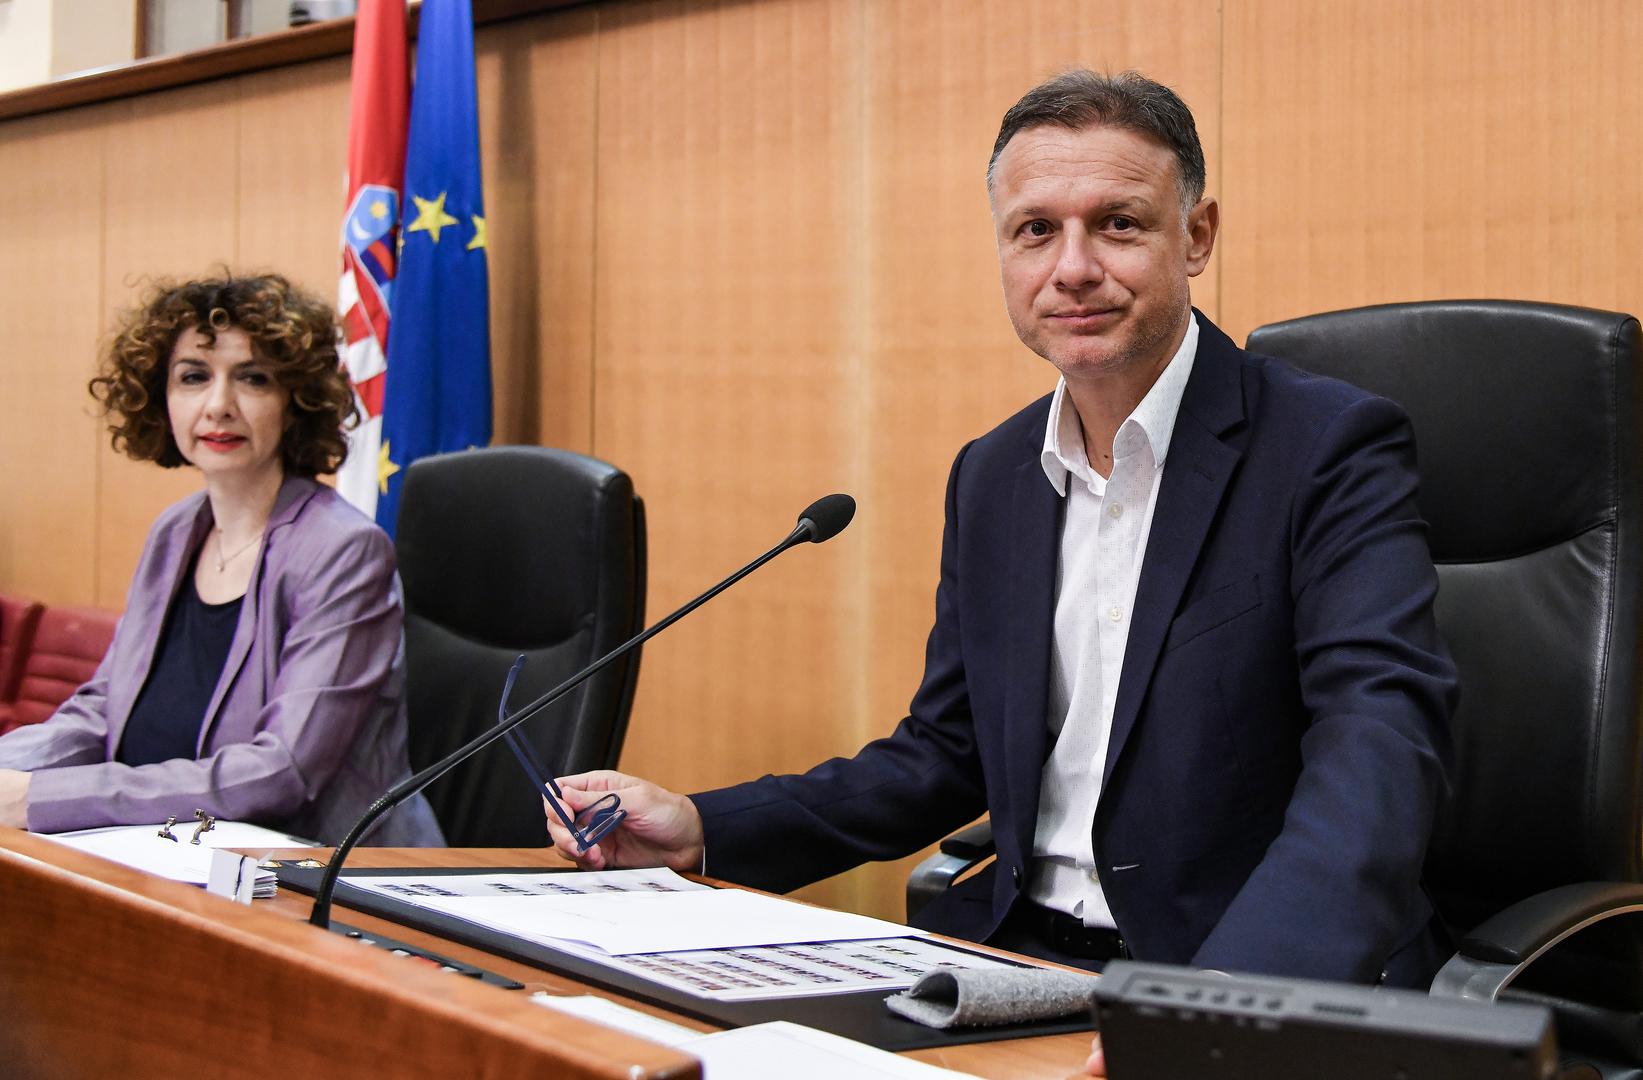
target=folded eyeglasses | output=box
[498,655,626,852]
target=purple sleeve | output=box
[24,527,401,833]
[0,644,118,775]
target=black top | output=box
[116,572,244,768]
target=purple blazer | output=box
[0,477,443,845]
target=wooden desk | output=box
[255,847,1092,1080]
[0,831,700,1079]
[0,834,1089,1079]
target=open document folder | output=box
[343,868,1022,1005]
[40,821,311,895]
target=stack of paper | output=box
[40,821,309,898]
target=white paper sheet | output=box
[40,821,305,889]
[348,866,706,901]
[414,886,920,955]
[681,1021,979,1079]
[530,999,979,1078]
[207,849,263,903]
[530,993,706,1046]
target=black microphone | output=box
[308,493,857,928]
[795,493,855,543]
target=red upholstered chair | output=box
[0,605,119,736]
[0,595,45,720]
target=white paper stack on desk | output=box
[39,820,311,897]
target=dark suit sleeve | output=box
[690,443,991,894]
[1190,395,1455,981]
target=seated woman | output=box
[0,273,442,845]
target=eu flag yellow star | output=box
[466,214,487,252]
[378,440,401,495]
[406,192,460,244]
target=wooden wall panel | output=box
[95,83,244,608]
[237,56,350,298]
[1219,0,1643,342]
[0,107,107,605]
[477,6,600,451]
[591,3,868,916]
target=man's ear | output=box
[1185,196,1219,277]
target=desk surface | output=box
[262,847,1090,1080]
[0,831,699,1079]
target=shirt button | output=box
[1108,503,1123,519]
[1108,606,1122,622]
[1088,869,1101,883]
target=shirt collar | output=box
[1039,312,1200,497]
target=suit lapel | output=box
[1002,452,1062,854]
[1103,319,1247,786]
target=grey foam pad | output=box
[885,965,1101,1029]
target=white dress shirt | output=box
[1027,314,1200,928]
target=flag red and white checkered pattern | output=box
[336,0,408,516]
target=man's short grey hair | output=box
[987,69,1207,214]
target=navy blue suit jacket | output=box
[693,314,1456,985]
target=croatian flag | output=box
[335,0,408,518]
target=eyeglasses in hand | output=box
[498,655,627,853]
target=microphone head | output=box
[797,494,856,543]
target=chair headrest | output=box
[395,446,636,647]
[1248,300,1641,561]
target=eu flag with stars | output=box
[376,0,491,536]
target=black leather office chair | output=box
[907,300,1643,1071]
[1247,301,1643,1074]
[395,446,646,847]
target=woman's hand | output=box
[0,769,32,829]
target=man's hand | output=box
[1084,1034,1106,1076]
[545,770,704,873]
[0,770,31,830]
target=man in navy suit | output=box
[547,70,1455,1006]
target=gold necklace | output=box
[213,528,264,573]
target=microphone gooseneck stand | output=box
[307,494,856,929]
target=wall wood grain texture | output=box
[96,84,245,608]
[0,0,1637,920]
[0,106,105,605]
[1218,0,1643,340]
[590,0,872,912]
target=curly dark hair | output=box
[89,273,357,477]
